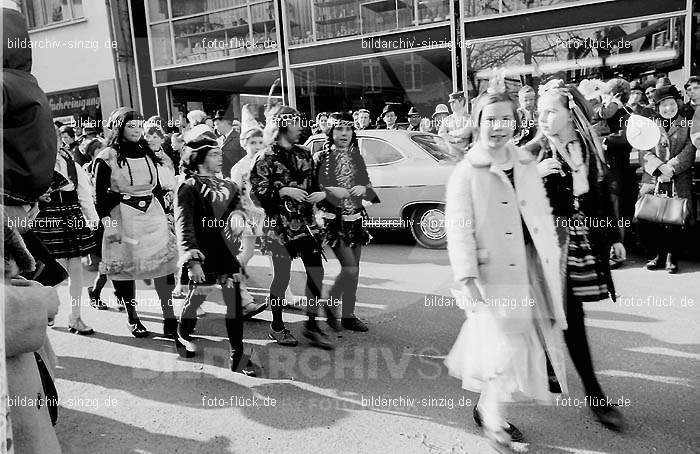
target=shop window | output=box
[148,0,169,22]
[466,16,685,94]
[315,0,360,40]
[363,60,381,93]
[150,23,174,67]
[404,54,422,92]
[359,138,405,166]
[464,0,586,19]
[171,0,246,19]
[299,68,316,97]
[21,0,84,30]
[286,0,314,44]
[172,7,252,63]
[417,0,450,24]
[251,1,277,49]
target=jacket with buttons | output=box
[445,143,566,333]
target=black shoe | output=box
[230,349,257,376]
[473,406,524,443]
[163,318,178,338]
[589,398,626,432]
[665,254,678,273]
[646,255,665,270]
[303,322,334,350]
[268,327,298,346]
[68,317,95,336]
[341,316,368,332]
[88,287,108,310]
[128,320,149,338]
[608,258,624,270]
[325,305,341,332]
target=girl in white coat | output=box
[444,83,568,452]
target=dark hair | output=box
[684,76,700,89]
[107,110,161,166]
[324,112,358,148]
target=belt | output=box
[120,193,153,212]
[321,212,362,222]
[49,190,78,204]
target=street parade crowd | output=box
[3,4,700,452]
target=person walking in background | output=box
[59,125,87,166]
[528,79,626,432]
[34,146,100,335]
[174,125,257,375]
[406,107,421,131]
[213,110,245,177]
[514,85,538,146]
[681,76,700,119]
[250,105,332,349]
[595,78,634,266]
[230,108,268,320]
[93,109,179,338]
[445,80,567,451]
[315,112,380,333]
[639,85,695,274]
[439,91,472,159]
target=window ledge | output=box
[28,17,87,34]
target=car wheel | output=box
[409,205,447,249]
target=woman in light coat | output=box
[444,86,567,452]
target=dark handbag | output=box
[634,181,690,226]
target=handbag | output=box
[634,180,690,226]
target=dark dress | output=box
[314,143,379,248]
[249,143,323,258]
[34,152,96,259]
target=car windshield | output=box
[410,134,458,162]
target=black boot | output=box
[163,318,178,338]
[665,253,678,273]
[176,318,197,358]
[230,348,256,376]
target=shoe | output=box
[608,258,624,270]
[230,349,257,376]
[473,407,524,443]
[87,287,108,310]
[128,320,149,338]
[303,322,334,350]
[325,305,341,332]
[646,255,665,270]
[172,288,187,299]
[143,279,152,286]
[242,301,267,320]
[665,254,678,274]
[268,327,298,346]
[68,317,95,336]
[163,318,178,338]
[483,426,517,454]
[341,316,368,332]
[589,398,626,432]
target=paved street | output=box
[51,234,699,454]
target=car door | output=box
[357,137,406,223]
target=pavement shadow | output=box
[56,408,237,454]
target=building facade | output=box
[137,0,696,121]
[19,0,139,129]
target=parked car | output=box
[305,130,458,248]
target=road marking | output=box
[626,347,700,361]
[598,370,695,388]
